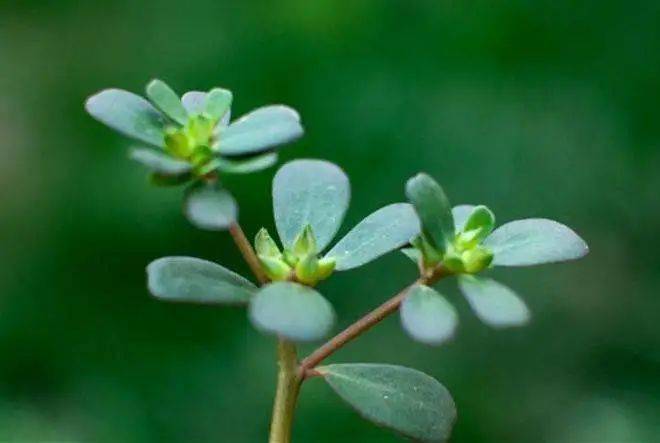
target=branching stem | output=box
[299,265,450,377]
[228,218,450,442]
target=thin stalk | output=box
[228,222,268,284]
[226,221,300,443]
[299,265,449,377]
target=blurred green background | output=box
[1,1,659,441]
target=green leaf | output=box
[219,105,303,155]
[214,152,278,174]
[325,203,420,271]
[85,89,167,147]
[463,206,495,236]
[181,91,207,114]
[184,185,237,231]
[406,173,454,252]
[400,285,458,346]
[145,79,188,125]
[147,256,256,304]
[205,88,232,120]
[248,282,335,342]
[452,205,476,232]
[318,364,456,443]
[273,160,350,251]
[129,147,191,175]
[458,275,530,328]
[483,218,588,266]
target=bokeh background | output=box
[1,1,659,442]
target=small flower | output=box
[85,79,303,186]
[400,173,589,345]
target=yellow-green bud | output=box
[462,247,493,274]
[164,127,193,159]
[255,228,281,258]
[292,225,317,258]
[258,255,292,281]
[316,257,336,281]
[295,254,319,286]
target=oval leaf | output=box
[406,173,454,252]
[319,364,456,443]
[248,282,335,342]
[215,152,278,174]
[181,91,207,114]
[147,256,256,304]
[85,89,167,147]
[129,147,191,175]
[401,285,458,346]
[452,204,476,232]
[146,79,188,125]
[184,185,237,231]
[219,105,303,156]
[273,160,350,251]
[483,218,588,266]
[458,275,530,328]
[325,203,420,271]
[205,88,233,120]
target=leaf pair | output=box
[401,174,589,345]
[406,174,589,267]
[145,256,333,342]
[85,79,302,183]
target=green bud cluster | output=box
[412,205,495,274]
[254,225,336,286]
[164,114,218,176]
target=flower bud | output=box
[255,228,281,258]
[462,247,493,274]
[258,255,292,281]
[295,253,319,286]
[292,225,317,258]
[316,257,336,281]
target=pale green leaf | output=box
[147,256,256,304]
[214,152,278,174]
[319,364,456,443]
[184,185,237,231]
[181,91,207,114]
[145,79,188,125]
[219,105,303,155]
[401,285,458,345]
[248,282,335,342]
[406,173,454,252]
[273,160,350,251]
[205,88,232,120]
[452,204,476,232]
[129,147,191,175]
[483,218,588,266]
[325,203,420,271]
[458,275,530,328]
[85,89,167,147]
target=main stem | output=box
[268,340,302,443]
[227,222,300,443]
